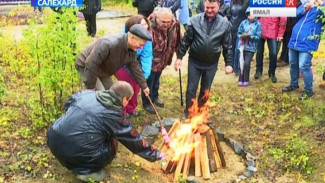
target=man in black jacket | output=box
[81,0,101,37]
[174,0,233,118]
[132,0,158,17]
[47,81,163,182]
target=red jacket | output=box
[259,17,287,40]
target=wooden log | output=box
[200,134,211,179]
[208,129,222,168]
[194,133,202,177]
[210,129,226,167]
[182,135,194,179]
[205,131,218,172]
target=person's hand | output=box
[277,37,283,42]
[159,152,166,160]
[304,1,314,11]
[315,0,323,6]
[143,87,150,96]
[225,66,233,74]
[174,59,182,71]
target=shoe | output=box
[254,72,262,79]
[270,75,277,83]
[319,81,325,89]
[154,98,164,107]
[299,91,314,100]
[144,105,155,114]
[282,85,299,92]
[277,60,289,67]
[77,169,106,182]
[243,82,249,86]
[238,81,243,86]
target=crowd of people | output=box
[46,0,325,182]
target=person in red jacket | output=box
[254,17,287,83]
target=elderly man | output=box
[47,81,163,182]
[76,24,151,96]
[141,7,181,114]
[174,0,233,118]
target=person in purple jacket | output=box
[282,0,325,100]
[115,15,153,117]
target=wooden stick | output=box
[210,129,226,167]
[205,131,218,172]
[182,135,194,179]
[208,129,222,168]
[200,134,211,179]
[194,133,202,177]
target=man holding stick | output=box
[174,0,233,118]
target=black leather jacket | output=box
[177,13,233,66]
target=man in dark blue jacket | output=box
[174,0,233,118]
[47,81,163,182]
[282,0,325,100]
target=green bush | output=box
[269,134,313,174]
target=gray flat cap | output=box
[129,24,152,41]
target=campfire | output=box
[159,91,226,181]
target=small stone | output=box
[243,170,254,178]
[235,178,241,182]
[186,176,201,183]
[233,142,244,155]
[247,166,257,172]
[224,137,231,147]
[240,149,247,159]
[141,125,159,144]
[246,153,256,161]
[246,160,255,167]
[238,175,246,180]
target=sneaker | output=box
[299,91,314,100]
[243,82,249,86]
[144,105,155,114]
[77,169,106,182]
[282,85,299,92]
[154,98,164,107]
[238,81,243,86]
[254,72,262,79]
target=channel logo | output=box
[249,0,297,17]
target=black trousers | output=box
[279,31,291,63]
[239,51,254,82]
[83,13,97,37]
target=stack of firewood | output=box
[160,121,226,181]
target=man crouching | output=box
[47,81,163,182]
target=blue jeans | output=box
[141,71,162,107]
[233,38,240,74]
[256,38,278,75]
[185,61,218,113]
[288,48,313,93]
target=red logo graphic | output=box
[285,0,296,7]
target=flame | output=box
[167,90,216,161]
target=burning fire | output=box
[166,90,216,161]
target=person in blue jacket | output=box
[47,81,163,182]
[282,0,325,100]
[236,7,261,86]
[115,15,153,117]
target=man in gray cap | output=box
[76,24,152,96]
